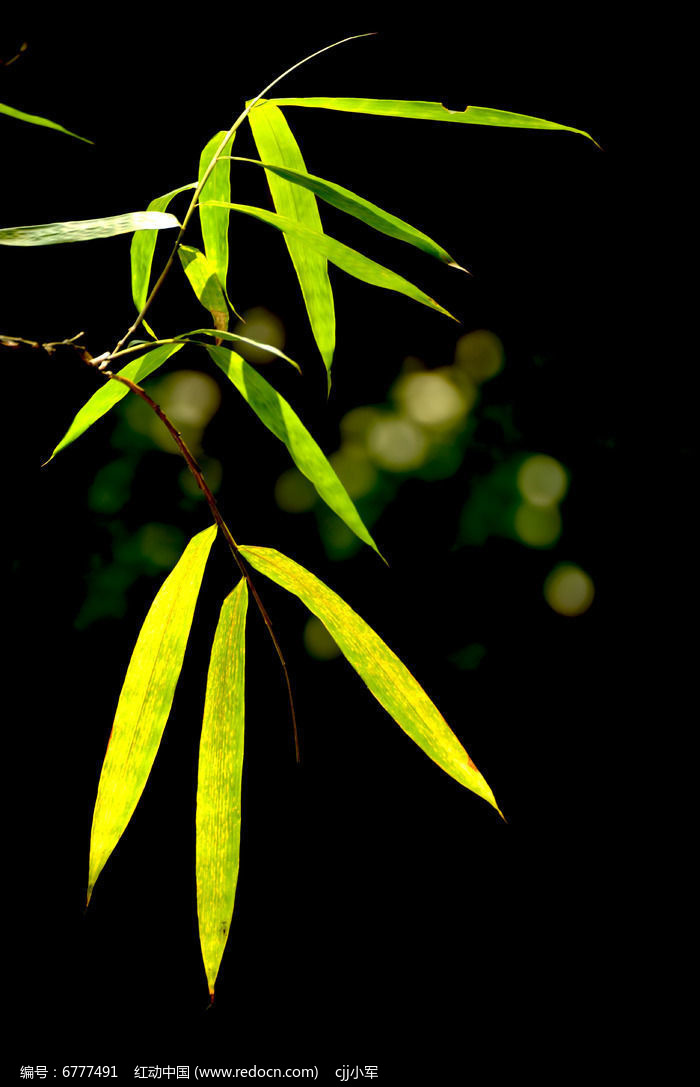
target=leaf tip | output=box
[448,260,472,277]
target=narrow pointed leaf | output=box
[238,546,502,815]
[88,525,218,902]
[202,203,456,322]
[228,156,461,267]
[0,100,92,142]
[46,343,183,462]
[247,102,335,385]
[131,183,196,312]
[197,579,248,998]
[0,211,180,247]
[178,245,229,334]
[198,131,235,299]
[264,97,597,144]
[179,328,300,372]
[207,346,381,557]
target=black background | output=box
[4,8,628,1080]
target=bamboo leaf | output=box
[262,97,598,144]
[0,100,93,143]
[228,156,463,269]
[198,131,235,301]
[206,345,381,557]
[88,524,218,903]
[196,579,248,998]
[178,245,229,335]
[180,328,300,372]
[201,203,456,322]
[238,546,502,815]
[0,211,180,247]
[131,184,196,312]
[247,102,335,387]
[46,343,183,462]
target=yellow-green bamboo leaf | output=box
[180,328,300,372]
[207,346,381,557]
[238,546,502,815]
[0,211,180,247]
[202,203,456,322]
[88,525,217,903]
[0,100,92,142]
[131,183,196,312]
[196,579,248,998]
[198,131,235,301]
[46,342,183,462]
[263,97,598,144]
[178,245,229,335]
[228,156,463,268]
[247,102,335,386]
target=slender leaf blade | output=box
[131,184,196,312]
[202,203,456,321]
[264,97,597,143]
[88,524,218,902]
[0,100,92,142]
[239,546,502,815]
[198,131,235,299]
[178,245,229,334]
[207,346,381,556]
[181,328,300,372]
[197,579,248,998]
[0,211,180,247]
[247,102,335,385]
[46,343,183,462]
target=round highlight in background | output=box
[517,454,568,508]
[514,502,562,547]
[544,564,595,617]
[303,617,341,660]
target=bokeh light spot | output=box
[274,468,317,512]
[367,416,428,471]
[544,564,595,616]
[303,616,341,660]
[394,370,470,427]
[233,307,285,364]
[453,329,504,383]
[517,454,568,508]
[514,502,562,547]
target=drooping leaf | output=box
[196,579,248,998]
[228,156,463,268]
[178,245,229,335]
[198,131,235,302]
[131,184,195,312]
[263,97,598,144]
[88,524,218,903]
[247,102,335,386]
[179,328,300,372]
[0,100,92,143]
[207,346,381,557]
[238,546,502,815]
[201,203,456,322]
[46,343,183,462]
[0,211,180,247]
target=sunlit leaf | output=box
[207,345,381,556]
[0,211,180,247]
[247,102,335,387]
[262,97,598,144]
[238,546,502,815]
[196,579,248,998]
[229,155,463,268]
[178,245,229,335]
[88,524,218,903]
[131,184,195,312]
[46,343,183,462]
[201,203,456,322]
[198,131,235,303]
[0,100,92,142]
[179,328,300,372]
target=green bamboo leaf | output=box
[201,203,456,322]
[196,579,248,998]
[46,343,183,462]
[0,211,180,247]
[198,131,236,300]
[263,97,598,144]
[180,328,300,372]
[238,546,502,816]
[178,245,229,335]
[88,524,218,903]
[0,100,93,143]
[228,156,464,269]
[247,102,335,387]
[206,345,381,557]
[131,183,196,312]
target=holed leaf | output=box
[206,345,381,557]
[0,100,92,142]
[196,579,248,998]
[45,343,184,462]
[0,211,180,247]
[131,184,196,313]
[88,524,218,903]
[238,545,502,815]
[178,245,229,335]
